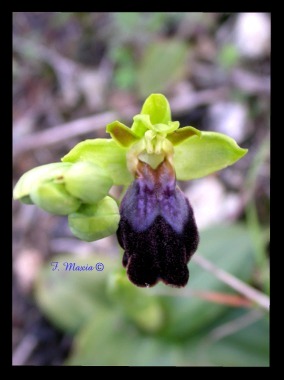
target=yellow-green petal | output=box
[151,121,180,134]
[167,126,201,145]
[106,121,139,147]
[174,131,248,181]
[131,114,152,137]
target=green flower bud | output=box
[64,162,113,204]
[13,162,73,204]
[68,196,120,242]
[30,181,81,215]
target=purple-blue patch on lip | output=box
[117,159,199,288]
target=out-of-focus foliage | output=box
[136,41,189,97]
[35,225,268,366]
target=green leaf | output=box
[13,162,72,203]
[66,311,179,366]
[140,93,171,125]
[64,162,113,204]
[160,224,255,340]
[218,43,240,70]
[34,223,268,366]
[68,196,120,242]
[107,271,164,333]
[114,63,136,90]
[106,121,139,147]
[30,181,81,215]
[174,131,248,180]
[34,253,118,333]
[67,299,268,366]
[137,40,188,98]
[203,313,269,366]
[61,138,132,185]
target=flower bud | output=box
[13,162,72,204]
[68,196,120,242]
[30,181,81,215]
[64,162,113,204]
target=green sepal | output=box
[174,131,248,181]
[62,139,132,186]
[140,93,171,124]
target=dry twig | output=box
[192,255,270,311]
[13,37,229,158]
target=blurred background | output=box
[12,12,270,366]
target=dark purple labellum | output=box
[117,159,199,288]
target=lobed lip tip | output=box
[117,199,198,288]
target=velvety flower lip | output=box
[117,159,199,288]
